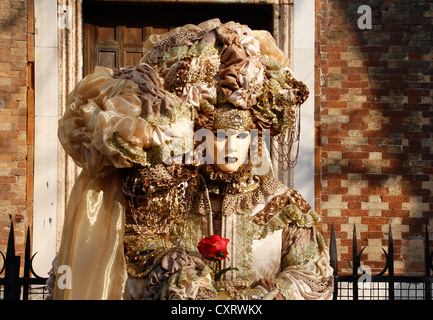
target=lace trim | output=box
[192,173,283,217]
[217,281,263,300]
[289,273,334,293]
[281,205,321,228]
[200,162,253,184]
[195,287,219,300]
[274,278,296,300]
[282,240,320,268]
[145,29,212,66]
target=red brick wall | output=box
[0,0,33,258]
[316,0,433,275]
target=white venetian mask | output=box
[204,128,251,173]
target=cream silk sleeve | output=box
[275,225,334,300]
[54,67,154,299]
[58,66,154,178]
[53,170,127,300]
[252,190,335,300]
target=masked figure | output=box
[51,19,333,300]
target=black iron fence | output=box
[0,221,49,300]
[1,221,432,300]
[329,224,433,300]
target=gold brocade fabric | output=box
[121,164,199,279]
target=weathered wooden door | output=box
[84,24,168,74]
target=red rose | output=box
[197,235,229,261]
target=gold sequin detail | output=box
[213,107,253,131]
[108,131,149,166]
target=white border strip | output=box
[33,0,59,277]
[293,0,315,209]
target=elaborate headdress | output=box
[140,19,309,167]
[59,19,308,177]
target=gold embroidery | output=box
[214,107,253,131]
[123,234,174,278]
[274,278,296,300]
[124,182,193,236]
[286,188,311,213]
[288,273,334,293]
[108,131,149,167]
[164,53,220,98]
[281,205,321,228]
[205,173,283,217]
[226,287,264,300]
[196,287,219,300]
[201,162,253,184]
[281,241,320,268]
[252,188,312,226]
[122,164,199,238]
[145,28,215,66]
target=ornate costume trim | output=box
[219,284,264,300]
[124,234,175,278]
[214,107,253,131]
[200,162,253,184]
[289,272,334,293]
[163,264,215,300]
[281,240,320,268]
[252,187,319,228]
[273,278,296,300]
[281,205,321,228]
[108,131,149,167]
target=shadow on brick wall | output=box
[319,0,433,275]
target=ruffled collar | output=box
[200,162,261,194]
[201,162,252,182]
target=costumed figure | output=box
[49,19,334,300]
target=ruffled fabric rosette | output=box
[142,19,308,135]
[58,19,308,178]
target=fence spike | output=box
[330,223,339,300]
[426,225,431,277]
[6,220,15,257]
[24,226,31,277]
[352,224,358,275]
[330,223,338,275]
[388,224,394,276]
[352,224,359,300]
[388,224,395,300]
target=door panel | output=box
[84,23,169,74]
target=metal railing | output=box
[330,224,433,300]
[0,221,48,300]
[1,221,432,300]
